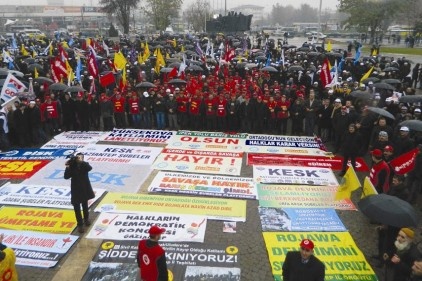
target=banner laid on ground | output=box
[0,160,50,179]
[258,207,346,232]
[263,232,377,281]
[152,149,243,176]
[81,240,240,281]
[0,183,106,209]
[41,140,90,149]
[247,154,369,172]
[166,131,246,152]
[389,147,419,175]
[257,184,356,211]
[23,158,150,193]
[86,212,207,242]
[76,144,162,165]
[1,229,79,268]
[148,171,257,199]
[0,206,77,234]
[53,131,108,143]
[99,129,176,144]
[94,192,246,222]
[253,165,339,186]
[0,149,75,160]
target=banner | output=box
[258,207,346,232]
[0,160,50,179]
[148,171,256,199]
[82,240,240,281]
[95,192,246,222]
[152,149,243,176]
[76,144,162,165]
[0,183,106,209]
[253,165,339,186]
[85,212,207,242]
[166,131,246,152]
[1,229,78,268]
[41,140,90,149]
[247,154,369,172]
[53,131,108,143]
[0,149,75,160]
[246,134,323,149]
[0,73,27,103]
[263,232,377,281]
[99,129,176,144]
[0,206,77,234]
[389,148,418,175]
[23,158,150,193]
[257,184,356,210]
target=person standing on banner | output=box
[137,225,169,281]
[0,233,18,281]
[369,149,391,194]
[282,239,325,281]
[339,123,362,177]
[64,152,95,234]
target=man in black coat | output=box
[282,239,325,281]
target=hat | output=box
[169,94,174,97]
[368,81,374,85]
[166,89,171,93]
[148,225,166,235]
[384,145,394,152]
[175,87,180,91]
[415,108,421,113]
[379,131,388,137]
[371,149,383,157]
[335,98,341,103]
[400,228,414,239]
[300,239,314,250]
[143,92,149,97]
[29,100,36,105]
[400,126,410,132]
[402,106,408,110]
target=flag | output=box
[76,56,82,83]
[2,49,13,64]
[21,44,29,56]
[359,66,374,84]
[354,45,362,63]
[42,41,52,56]
[389,148,418,175]
[65,60,74,86]
[178,55,187,76]
[34,67,39,79]
[11,37,17,49]
[49,42,53,56]
[195,41,204,57]
[181,45,185,52]
[154,48,165,74]
[168,67,178,79]
[326,40,332,52]
[114,51,127,70]
[224,43,235,62]
[371,48,378,56]
[87,48,99,78]
[280,48,285,65]
[172,38,177,48]
[99,71,115,87]
[102,41,110,57]
[319,58,332,88]
[28,78,34,96]
[143,42,150,62]
[61,41,70,49]
[0,73,27,103]
[68,38,74,47]
[334,166,361,200]
[32,49,37,58]
[361,176,378,199]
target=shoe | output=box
[77,225,85,233]
[84,219,91,227]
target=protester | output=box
[369,149,391,194]
[137,225,168,281]
[339,123,362,176]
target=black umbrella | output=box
[297,46,310,52]
[288,65,304,72]
[24,58,35,64]
[367,106,395,120]
[49,83,68,91]
[16,91,36,100]
[399,120,422,132]
[136,82,156,88]
[65,85,86,93]
[358,194,418,227]
[399,95,422,103]
[260,66,278,73]
[373,83,395,91]
[382,79,402,84]
[255,56,267,61]
[8,70,24,77]
[245,63,258,69]
[160,67,174,73]
[168,62,181,68]
[281,44,296,49]
[362,77,380,84]
[34,77,54,84]
[27,63,44,73]
[350,90,372,100]
[169,79,187,84]
[187,65,203,72]
[383,67,399,72]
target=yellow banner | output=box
[95,192,246,222]
[263,232,378,281]
[0,206,77,234]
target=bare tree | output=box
[184,0,211,32]
[99,0,140,34]
[143,0,183,31]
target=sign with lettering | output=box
[0,160,50,179]
[99,129,176,144]
[0,149,75,160]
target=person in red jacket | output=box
[277,94,291,135]
[112,91,126,128]
[137,225,168,281]
[176,90,189,129]
[216,94,227,131]
[188,90,203,130]
[129,92,141,128]
[205,93,217,131]
[41,95,60,137]
[370,149,391,194]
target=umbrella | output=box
[399,120,422,132]
[49,83,68,91]
[34,77,54,84]
[350,90,372,100]
[160,68,174,73]
[24,58,35,64]
[27,64,44,73]
[358,194,417,227]
[288,65,304,72]
[16,91,36,100]
[169,79,187,84]
[136,82,156,88]
[307,51,320,57]
[187,65,203,72]
[382,79,402,84]
[65,86,86,93]
[399,95,422,103]
[281,44,296,49]
[255,56,267,61]
[367,106,395,120]
[362,77,380,84]
[297,46,310,52]
[245,63,258,69]
[0,69,9,76]
[168,62,181,68]
[373,82,395,91]
[383,67,399,72]
[260,66,278,73]
[8,70,24,77]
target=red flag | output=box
[168,67,178,79]
[319,58,332,88]
[87,51,99,78]
[99,72,115,87]
[224,43,235,62]
[389,148,418,175]
[50,57,67,82]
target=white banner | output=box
[99,129,176,144]
[1,229,78,268]
[86,212,207,242]
[152,149,243,176]
[41,140,90,149]
[0,183,106,209]
[53,131,108,143]
[76,144,162,165]
[0,73,27,103]
[23,158,150,193]
[148,171,256,199]
[253,165,339,186]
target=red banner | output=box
[247,153,369,172]
[319,58,332,88]
[389,148,418,175]
[0,160,50,179]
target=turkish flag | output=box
[319,58,332,88]
[389,148,418,175]
[100,72,115,87]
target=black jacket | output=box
[64,160,95,205]
[282,251,325,281]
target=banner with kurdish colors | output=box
[263,232,377,281]
[166,131,246,152]
[94,192,246,222]
[152,149,243,176]
[257,184,356,211]
[0,206,77,234]
[148,171,256,199]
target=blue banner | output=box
[0,149,75,160]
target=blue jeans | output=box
[131,114,141,128]
[156,112,166,130]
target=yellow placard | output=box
[95,192,246,222]
[263,232,378,281]
[0,206,77,234]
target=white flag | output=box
[0,73,27,103]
